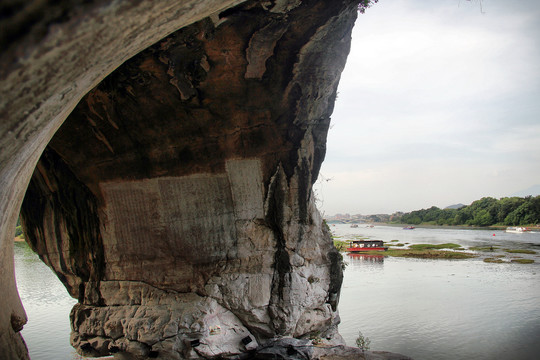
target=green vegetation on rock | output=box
[333,240,348,252]
[358,0,378,14]
[15,225,23,238]
[14,217,24,239]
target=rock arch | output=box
[0,1,358,358]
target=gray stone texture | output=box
[0,0,375,359]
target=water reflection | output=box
[336,225,540,360]
[346,253,385,266]
[14,241,86,360]
[12,225,540,360]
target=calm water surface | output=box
[14,241,86,360]
[13,225,540,359]
[333,224,540,360]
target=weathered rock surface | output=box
[5,0,359,358]
[253,338,412,360]
[1,1,246,358]
[1,1,410,359]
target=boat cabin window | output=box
[349,240,384,247]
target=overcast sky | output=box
[316,0,540,215]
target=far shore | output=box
[327,221,540,231]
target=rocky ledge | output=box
[242,338,412,360]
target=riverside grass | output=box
[380,248,475,259]
[336,243,536,262]
[469,246,499,251]
[333,236,536,262]
[387,243,474,258]
[504,249,537,254]
[408,243,462,250]
[511,259,535,264]
[334,240,476,259]
[484,257,535,264]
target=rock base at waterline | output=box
[252,338,412,360]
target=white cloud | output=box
[341,3,539,103]
[318,0,540,215]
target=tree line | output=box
[394,196,540,227]
[14,217,24,238]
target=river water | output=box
[13,225,540,359]
[333,224,540,360]
[14,241,83,360]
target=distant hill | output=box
[397,196,540,227]
[511,185,540,197]
[445,203,466,210]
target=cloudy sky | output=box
[316,0,540,215]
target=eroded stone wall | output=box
[0,1,246,358]
[4,0,360,359]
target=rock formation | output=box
[0,1,407,359]
[18,1,355,358]
[1,2,245,358]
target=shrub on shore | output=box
[333,240,348,252]
[355,331,371,351]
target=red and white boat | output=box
[346,240,388,252]
[505,227,531,233]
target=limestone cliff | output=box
[0,1,244,358]
[17,1,358,358]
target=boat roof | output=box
[350,239,383,242]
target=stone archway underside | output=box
[1,1,359,359]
